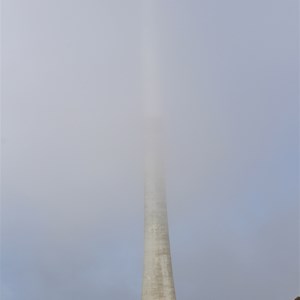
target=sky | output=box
[1,0,299,299]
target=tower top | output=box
[141,0,163,118]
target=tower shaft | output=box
[142,118,176,300]
[141,1,176,299]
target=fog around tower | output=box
[1,1,299,300]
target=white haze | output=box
[1,0,299,299]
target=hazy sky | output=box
[1,0,299,299]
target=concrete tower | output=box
[141,1,176,299]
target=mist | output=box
[1,0,299,299]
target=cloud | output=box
[1,0,299,299]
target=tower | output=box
[141,1,176,299]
